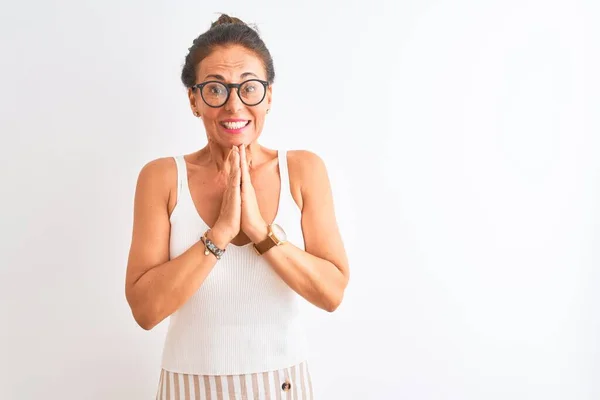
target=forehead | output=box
[197,45,266,81]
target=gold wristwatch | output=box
[253,224,287,255]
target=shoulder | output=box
[286,149,328,179]
[137,156,177,185]
[285,150,331,203]
[135,156,178,203]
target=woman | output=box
[125,14,349,400]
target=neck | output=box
[201,140,261,171]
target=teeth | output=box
[222,121,248,130]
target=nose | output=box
[224,87,243,112]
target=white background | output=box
[1,0,599,399]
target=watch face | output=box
[271,224,287,243]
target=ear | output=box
[266,84,273,109]
[188,87,201,117]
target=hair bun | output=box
[210,14,246,29]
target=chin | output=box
[219,133,253,147]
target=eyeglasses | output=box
[192,79,269,108]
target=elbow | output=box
[324,275,349,312]
[325,303,340,313]
[127,291,161,330]
[134,311,159,331]
[323,276,348,313]
[324,291,344,313]
[131,301,164,330]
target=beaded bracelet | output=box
[201,229,225,260]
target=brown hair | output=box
[181,14,275,88]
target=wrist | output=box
[207,227,231,249]
[252,223,288,255]
[249,223,269,244]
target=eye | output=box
[210,86,225,95]
[243,83,257,94]
[204,83,226,97]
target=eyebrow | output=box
[203,72,260,81]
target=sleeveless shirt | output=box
[160,150,309,375]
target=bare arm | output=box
[124,158,231,330]
[253,151,350,312]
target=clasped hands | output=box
[210,145,268,247]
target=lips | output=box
[220,120,250,130]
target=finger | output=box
[228,147,239,184]
[238,144,246,168]
[232,148,241,187]
[225,146,235,175]
[239,145,251,186]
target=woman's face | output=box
[189,45,272,148]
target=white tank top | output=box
[160,150,309,376]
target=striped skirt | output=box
[156,361,314,400]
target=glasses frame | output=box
[192,79,270,108]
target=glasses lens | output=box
[201,82,228,107]
[239,80,266,105]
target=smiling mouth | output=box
[220,120,251,130]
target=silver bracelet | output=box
[201,230,225,260]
